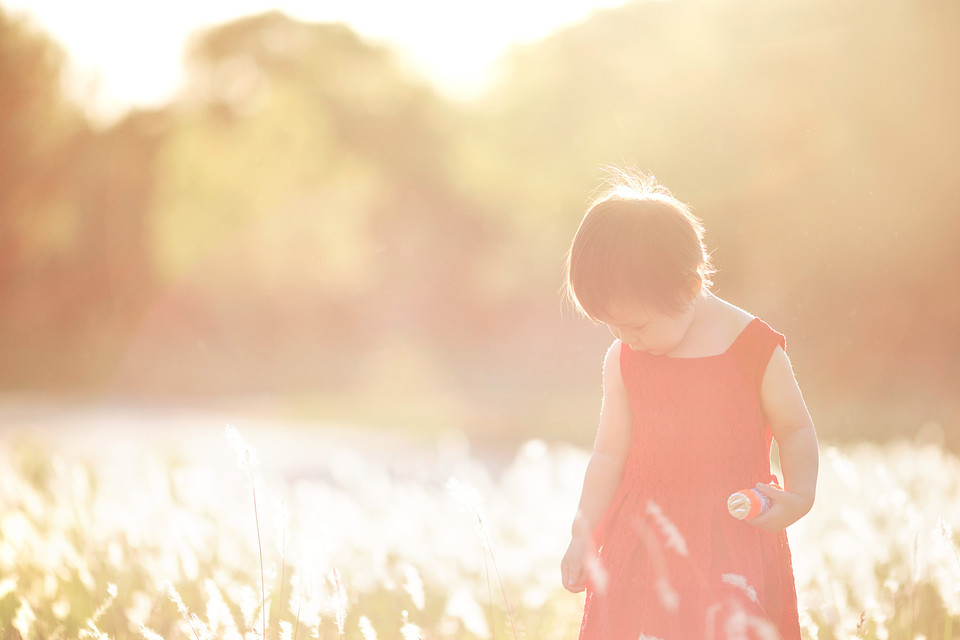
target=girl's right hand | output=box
[560,536,592,593]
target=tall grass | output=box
[0,428,958,639]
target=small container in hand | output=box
[727,483,778,520]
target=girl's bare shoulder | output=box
[701,295,756,341]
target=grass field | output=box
[1,414,958,640]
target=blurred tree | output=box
[156,11,476,292]
[0,8,86,387]
[0,8,80,303]
[2,2,957,446]
[119,12,497,397]
[0,7,166,390]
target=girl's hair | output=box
[565,169,715,321]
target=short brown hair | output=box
[565,170,714,321]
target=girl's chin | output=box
[628,344,665,355]
[647,346,677,356]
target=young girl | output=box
[560,171,818,639]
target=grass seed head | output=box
[646,500,688,557]
[445,477,491,550]
[358,615,378,640]
[400,610,422,640]
[139,625,165,640]
[402,563,426,611]
[224,425,258,470]
[721,573,759,604]
[13,599,36,640]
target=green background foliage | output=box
[1,0,958,448]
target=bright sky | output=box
[4,0,627,122]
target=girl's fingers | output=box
[753,482,782,499]
[562,560,584,591]
[748,487,809,532]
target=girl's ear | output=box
[688,274,703,298]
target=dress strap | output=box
[747,317,786,353]
[732,317,786,389]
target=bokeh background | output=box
[3,3,960,639]
[2,0,958,451]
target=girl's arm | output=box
[561,340,633,592]
[751,345,819,532]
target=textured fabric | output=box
[578,317,801,640]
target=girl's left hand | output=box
[746,482,813,532]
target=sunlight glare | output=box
[3,0,627,121]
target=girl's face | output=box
[596,296,698,356]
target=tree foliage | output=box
[2,1,958,444]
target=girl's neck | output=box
[661,291,732,358]
[660,291,708,357]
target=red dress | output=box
[578,317,801,640]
